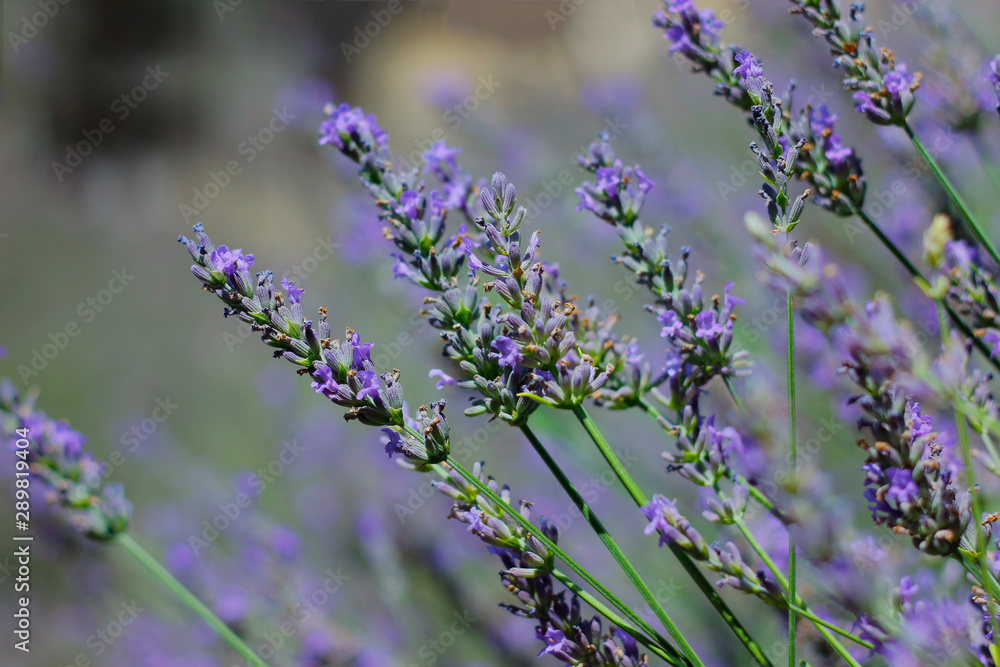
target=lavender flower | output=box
[748,225,971,555]
[641,495,784,605]
[575,136,750,407]
[433,463,649,665]
[788,0,921,125]
[179,223,455,469]
[652,2,868,217]
[0,381,131,539]
[988,56,1000,118]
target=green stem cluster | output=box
[517,423,701,666]
[571,404,774,666]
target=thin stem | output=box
[117,533,267,667]
[518,423,700,666]
[903,121,1000,267]
[786,605,874,650]
[785,290,797,667]
[731,518,864,667]
[570,404,774,667]
[443,455,682,663]
[723,376,745,413]
[551,569,686,667]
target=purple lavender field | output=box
[3,1,1000,665]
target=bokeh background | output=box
[2,0,1000,665]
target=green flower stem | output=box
[518,423,702,667]
[903,121,1000,267]
[442,454,683,663]
[723,376,746,413]
[730,517,864,667]
[785,290,797,667]
[551,569,686,667]
[786,605,873,650]
[570,404,774,667]
[116,533,267,667]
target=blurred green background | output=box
[2,0,1000,665]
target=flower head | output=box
[210,245,255,276]
[280,276,303,304]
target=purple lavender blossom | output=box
[853,91,878,115]
[428,368,458,389]
[381,427,403,458]
[883,66,914,100]
[355,370,381,401]
[733,49,766,100]
[885,468,920,506]
[0,381,131,539]
[658,310,683,338]
[210,245,254,276]
[319,102,388,154]
[280,276,303,304]
[491,336,522,368]
[988,55,1000,116]
[693,311,725,340]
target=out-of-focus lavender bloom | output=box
[428,368,458,390]
[987,55,1000,117]
[0,381,131,539]
[319,102,389,158]
[748,224,971,556]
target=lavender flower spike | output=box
[787,0,921,126]
[0,380,131,539]
[179,222,450,467]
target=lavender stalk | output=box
[314,104,705,663]
[786,0,1000,267]
[0,381,268,667]
[177,221,689,664]
[650,0,1000,373]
